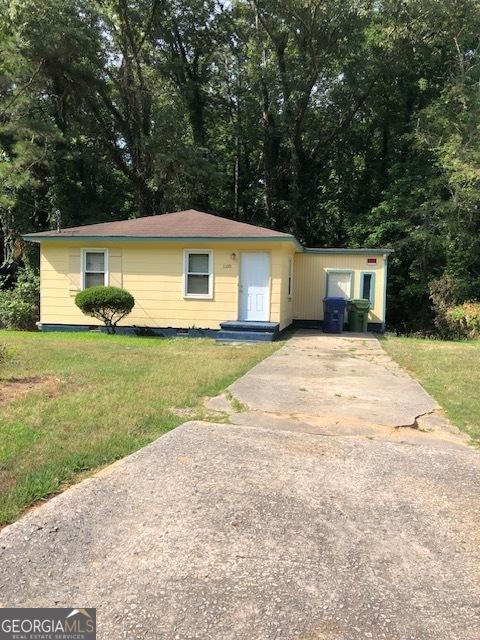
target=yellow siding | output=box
[279,245,296,330]
[40,240,387,331]
[293,252,387,323]
[40,240,294,330]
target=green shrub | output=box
[0,268,40,330]
[447,302,480,339]
[428,273,463,338]
[75,286,135,334]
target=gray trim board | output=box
[23,232,392,257]
[292,319,384,333]
[367,322,384,333]
[23,234,303,251]
[382,256,389,326]
[292,319,323,329]
[305,248,393,255]
[38,323,218,338]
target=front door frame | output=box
[238,251,272,322]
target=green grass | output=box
[0,331,278,525]
[381,335,480,442]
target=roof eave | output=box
[304,247,394,255]
[22,233,303,250]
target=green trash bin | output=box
[347,299,370,332]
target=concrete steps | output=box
[216,321,280,342]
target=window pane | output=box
[362,274,372,300]
[187,274,209,295]
[327,273,351,298]
[85,252,105,272]
[188,253,209,274]
[85,272,105,288]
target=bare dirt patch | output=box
[0,376,60,406]
[169,406,198,419]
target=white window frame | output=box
[81,248,109,290]
[326,269,353,299]
[183,249,214,299]
[287,255,294,299]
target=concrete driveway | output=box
[211,331,468,446]
[1,332,479,639]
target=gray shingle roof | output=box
[23,209,295,241]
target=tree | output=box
[1,0,480,333]
[0,266,39,329]
[416,37,480,302]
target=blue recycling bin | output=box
[323,297,347,333]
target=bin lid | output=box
[323,296,347,302]
[348,298,371,309]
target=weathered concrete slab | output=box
[228,407,470,449]
[226,332,447,432]
[219,331,470,448]
[1,420,479,640]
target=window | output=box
[361,272,375,306]
[288,256,293,298]
[184,250,213,298]
[82,250,107,289]
[326,271,352,299]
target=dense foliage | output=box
[1,0,480,331]
[0,266,39,329]
[75,285,135,333]
[447,303,480,339]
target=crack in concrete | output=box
[394,409,438,431]
[228,405,424,439]
[226,391,426,434]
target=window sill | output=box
[183,294,214,300]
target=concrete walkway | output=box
[209,331,469,447]
[0,332,478,640]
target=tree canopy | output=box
[1,0,479,330]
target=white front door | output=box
[239,252,270,321]
[327,271,352,299]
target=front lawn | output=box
[0,331,277,525]
[381,336,480,442]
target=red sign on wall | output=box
[367,257,377,264]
